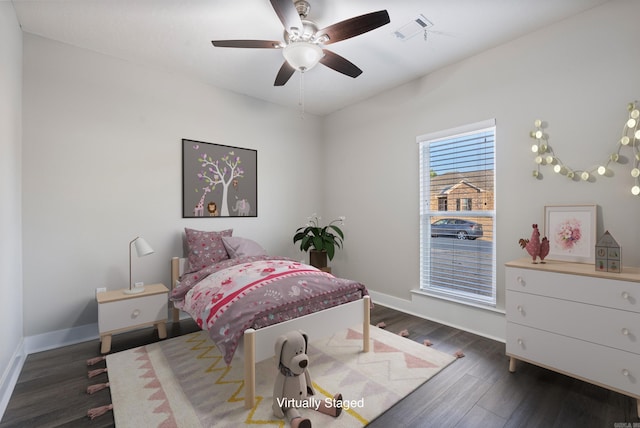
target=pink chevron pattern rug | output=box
[106,325,456,427]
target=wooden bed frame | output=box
[170,257,371,409]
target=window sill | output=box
[410,289,505,315]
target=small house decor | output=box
[595,230,621,273]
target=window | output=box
[457,198,472,211]
[438,197,448,211]
[418,119,496,307]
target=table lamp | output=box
[125,236,154,294]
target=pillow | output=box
[222,236,267,258]
[184,228,233,273]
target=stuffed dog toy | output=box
[272,330,342,428]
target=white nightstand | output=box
[97,283,169,353]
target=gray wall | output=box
[8,0,640,361]
[0,2,23,408]
[21,34,325,338]
[0,1,24,413]
[323,0,640,338]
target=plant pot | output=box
[309,250,328,269]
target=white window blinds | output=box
[418,120,496,307]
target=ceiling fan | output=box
[211,0,390,86]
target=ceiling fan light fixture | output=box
[283,41,323,71]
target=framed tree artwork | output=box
[182,139,257,218]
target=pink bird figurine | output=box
[539,237,549,263]
[519,224,545,263]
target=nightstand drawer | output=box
[98,293,168,333]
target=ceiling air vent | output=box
[393,14,433,41]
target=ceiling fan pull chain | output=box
[299,70,305,118]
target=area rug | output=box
[105,325,456,427]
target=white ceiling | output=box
[12,0,610,116]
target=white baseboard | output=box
[368,289,506,343]
[23,323,99,355]
[0,323,99,422]
[0,340,26,422]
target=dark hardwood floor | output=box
[1,305,638,427]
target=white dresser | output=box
[505,258,640,414]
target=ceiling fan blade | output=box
[317,10,390,45]
[270,0,303,35]
[211,40,282,49]
[319,50,362,78]
[274,61,296,86]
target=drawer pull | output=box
[517,305,524,313]
[516,276,525,286]
[132,309,141,318]
[517,338,524,346]
[622,369,630,377]
[621,291,630,300]
[621,327,630,336]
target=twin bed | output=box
[169,229,371,409]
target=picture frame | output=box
[543,204,597,263]
[182,139,257,218]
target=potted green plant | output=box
[293,214,345,268]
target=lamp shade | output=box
[133,237,154,257]
[282,41,324,71]
[126,236,154,294]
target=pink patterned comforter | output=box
[170,255,368,364]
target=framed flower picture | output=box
[543,204,597,264]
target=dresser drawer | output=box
[506,267,640,313]
[507,323,640,397]
[98,293,168,333]
[507,290,640,355]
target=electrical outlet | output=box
[95,287,106,297]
